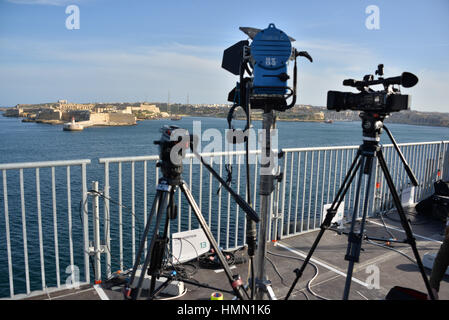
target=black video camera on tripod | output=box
[154,125,190,187]
[327,64,418,114]
[285,65,437,301]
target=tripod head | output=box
[358,111,418,186]
[360,111,386,143]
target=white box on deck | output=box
[171,228,210,264]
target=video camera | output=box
[327,64,418,114]
[222,23,312,112]
[154,125,190,185]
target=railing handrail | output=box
[1,141,446,168]
[281,140,449,153]
[0,159,91,170]
[98,149,263,164]
[97,140,449,164]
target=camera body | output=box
[154,125,190,185]
[326,65,417,114]
[327,90,411,113]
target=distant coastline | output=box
[1,102,449,128]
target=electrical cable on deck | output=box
[267,250,328,300]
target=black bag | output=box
[385,286,428,300]
[416,180,449,221]
[415,196,433,217]
[434,180,449,196]
[430,195,449,222]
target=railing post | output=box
[103,162,111,278]
[441,141,449,181]
[436,141,443,182]
[91,181,102,283]
[81,163,90,284]
[3,170,14,298]
[279,151,287,239]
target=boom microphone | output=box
[385,72,418,88]
[343,72,418,88]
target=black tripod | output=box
[285,112,436,300]
[123,126,253,300]
[124,175,249,300]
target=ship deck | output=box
[21,209,448,301]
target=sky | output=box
[0,0,448,112]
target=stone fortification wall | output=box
[58,103,94,111]
[88,112,136,126]
[4,108,21,117]
[139,104,159,113]
[36,109,62,120]
[89,112,109,124]
[108,112,136,125]
[61,110,91,122]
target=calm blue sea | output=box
[0,113,448,297]
[1,115,448,164]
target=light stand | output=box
[222,24,312,300]
[255,110,277,300]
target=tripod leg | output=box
[148,276,172,300]
[284,151,362,300]
[132,190,170,300]
[179,181,248,300]
[329,151,362,214]
[383,125,418,186]
[343,154,374,300]
[377,150,436,300]
[126,189,161,297]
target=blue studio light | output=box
[250,23,292,96]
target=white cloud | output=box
[6,0,79,5]
[0,37,448,112]
[288,39,449,112]
[408,69,449,112]
[0,38,233,105]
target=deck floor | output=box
[23,209,449,301]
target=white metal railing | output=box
[0,159,91,299]
[97,150,263,280]
[278,141,449,239]
[0,140,448,298]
